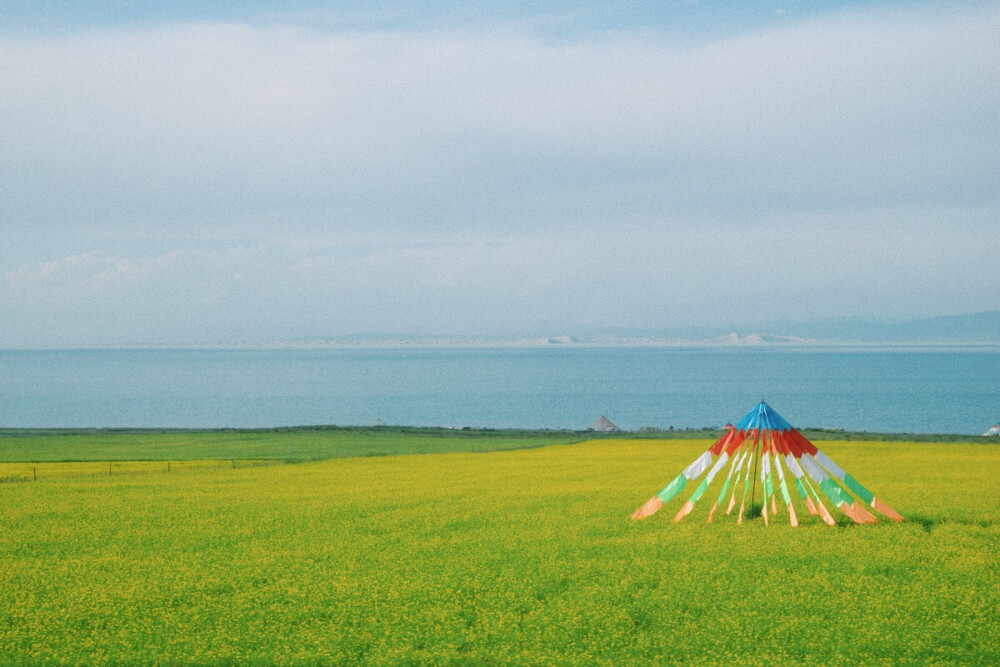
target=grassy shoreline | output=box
[0,425,991,463]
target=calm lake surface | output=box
[1,347,998,434]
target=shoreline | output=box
[0,424,992,443]
[4,340,1000,352]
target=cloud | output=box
[3,203,997,346]
[1,5,996,240]
[1,5,997,345]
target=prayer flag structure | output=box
[631,402,903,526]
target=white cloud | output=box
[3,204,997,346]
[1,5,998,345]
[0,5,996,237]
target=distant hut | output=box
[587,416,619,432]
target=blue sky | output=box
[0,1,940,35]
[1,1,997,345]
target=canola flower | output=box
[1,438,998,664]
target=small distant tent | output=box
[984,423,1000,436]
[587,416,619,432]
[631,402,903,526]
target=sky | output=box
[1,1,997,346]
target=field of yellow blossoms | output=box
[2,438,998,664]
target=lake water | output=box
[1,347,998,434]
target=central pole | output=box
[750,432,761,512]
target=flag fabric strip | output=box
[630,430,736,520]
[656,473,688,504]
[703,452,730,486]
[715,458,737,505]
[813,450,846,479]
[707,449,741,522]
[712,449,745,521]
[773,453,792,505]
[737,450,754,524]
[801,475,837,526]
[673,452,733,521]
[816,451,901,521]
[872,497,904,521]
[799,454,865,523]
[762,452,774,499]
[842,473,876,505]
[683,451,714,479]
[716,450,744,506]
[773,453,798,526]
[801,453,882,523]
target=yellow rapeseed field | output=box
[2,439,998,664]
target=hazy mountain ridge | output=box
[17,311,998,350]
[562,311,1000,345]
[751,310,1000,344]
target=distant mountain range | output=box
[760,311,1000,344]
[556,311,1000,346]
[122,311,1000,349]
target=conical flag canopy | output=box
[631,402,903,526]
